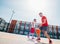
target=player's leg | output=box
[35,29,40,44]
[28,28,34,39]
[43,30,50,40]
[28,33,34,39]
[42,27,52,44]
[36,28,41,41]
[31,33,34,39]
[43,31,52,44]
[28,28,32,38]
[31,28,35,39]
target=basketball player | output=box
[28,19,36,39]
[39,12,52,44]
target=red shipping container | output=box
[8,20,17,33]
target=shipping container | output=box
[8,20,17,33]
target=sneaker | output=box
[36,38,41,42]
[49,40,52,44]
[36,38,41,40]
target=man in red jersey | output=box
[39,12,52,44]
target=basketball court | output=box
[0,32,60,44]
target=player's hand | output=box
[39,24,42,27]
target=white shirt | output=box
[31,22,38,29]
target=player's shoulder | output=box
[42,16,47,18]
[43,16,46,17]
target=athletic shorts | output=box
[30,27,35,33]
[40,26,48,31]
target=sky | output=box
[0,0,60,26]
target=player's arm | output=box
[42,19,47,24]
[40,18,47,26]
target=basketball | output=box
[36,28,41,36]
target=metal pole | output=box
[9,10,15,23]
[6,10,15,32]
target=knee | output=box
[42,30,47,34]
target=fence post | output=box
[28,22,31,35]
[52,25,54,38]
[23,22,26,35]
[18,21,22,34]
[56,26,59,39]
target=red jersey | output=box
[41,16,48,26]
